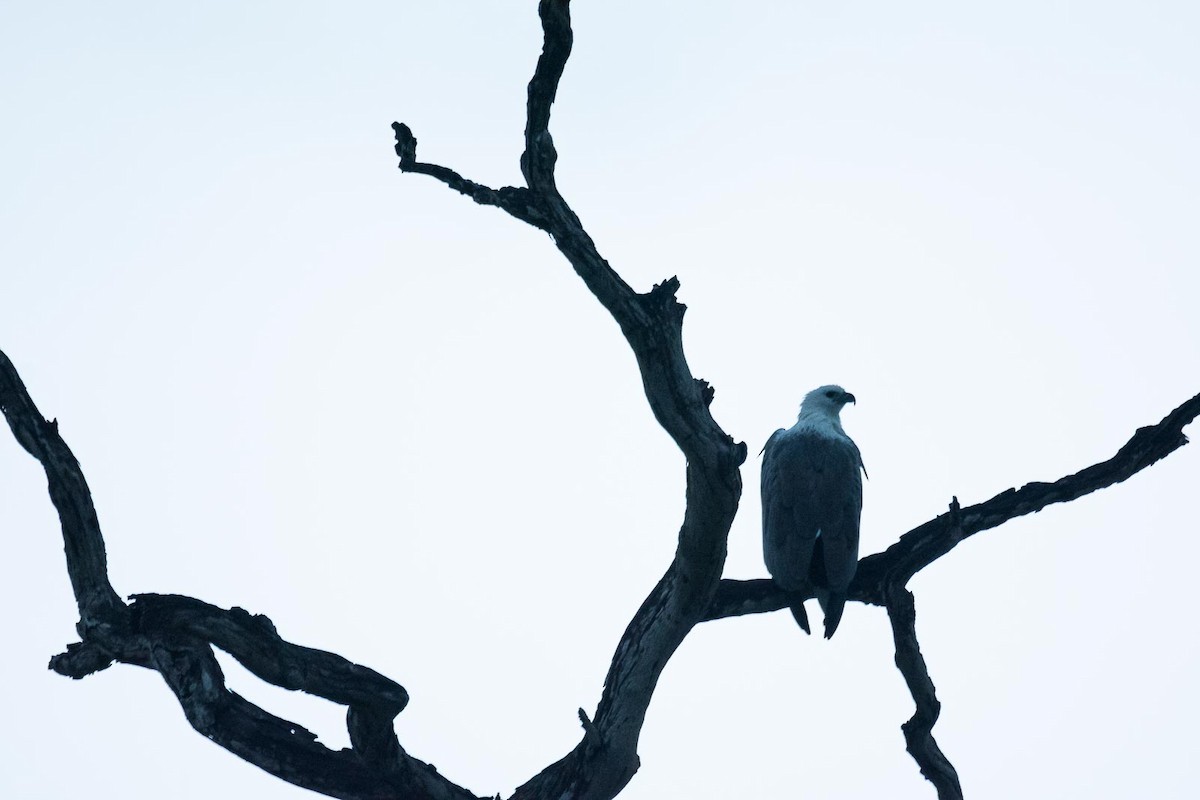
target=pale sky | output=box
[2,2,1198,798]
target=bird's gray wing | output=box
[763,429,863,636]
[761,429,822,592]
[812,435,863,637]
[817,437,863,593]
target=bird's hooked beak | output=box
[842,391,857,405]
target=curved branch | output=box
[128,594,409,715]
[520,0,571,193]
[392,122,547,228]
[885,587,963,800]
[0,350,125,629]
[1,346,481,800]
[397,3,745,798]
[146,637,389,800]
[393,7,744,470]
[855,390,1200,594]
[146,635,479,800]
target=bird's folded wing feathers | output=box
[762,430,863,592]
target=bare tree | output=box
[2,2,1197,799]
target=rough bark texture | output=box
[3,1,1197,799]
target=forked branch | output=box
[395,3,745,798]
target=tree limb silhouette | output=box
[885,586,963,800]
[397,4,746,797]
[1,349,481,800]
[4,1,1196,799]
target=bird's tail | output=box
[817,590,847,639]
[789,601,811,635]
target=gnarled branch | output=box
[1,347,481,800]
[397,3,745,798]
[128,593,409,715]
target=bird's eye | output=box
[824,390,837,398]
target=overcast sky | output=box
[2,2,1198,798]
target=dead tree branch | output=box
[128,593,410,714]
[1,348,481,800]
[0,355,124,633]
[885,586,963,800]
[6,2,745,799]
[398,4,745,797]
[857,391,1200,591]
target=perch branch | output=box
[702,578,793,621]
[703,390,1200,621]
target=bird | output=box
[761,384,865,638]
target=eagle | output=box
[761,385,865,638]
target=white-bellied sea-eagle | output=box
[761,385,865,638]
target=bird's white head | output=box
[798,384,857,422]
